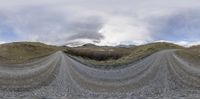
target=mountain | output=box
[116,44,136,48]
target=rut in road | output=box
[0,50,200,98]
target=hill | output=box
[176,45,200,66]
[65,44,131,61]
[0,42,60,64]
[65,42,183,69]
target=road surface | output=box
[0,50,200,98]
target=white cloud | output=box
[154,40,200,47]
[98,16,152,46]
[0,41,5,44]
[0,6,104,45]
[176,41,200,47]
[0,0,200,45]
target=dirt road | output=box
[0,50,200,98]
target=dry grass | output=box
[176,46,200,66]
[65,42,183,69]
[0,42,60,64]
[65,45,130,61]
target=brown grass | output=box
[176,46,200,66]
[65,46,130,61]
[65,42,183,69]
[0,42,60,64]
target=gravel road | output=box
[0,50,200,99]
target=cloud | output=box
[0,0,200,45]
[98,16,153,46]
[154,40,200,47]
[149,10,200,42]
[0,41,5,44]
[0,6,104,45]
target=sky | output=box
[0,0,200,46]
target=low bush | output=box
[64,42,183,68]
[65,47,130,61]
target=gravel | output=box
[0,50,200,98]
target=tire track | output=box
[0,50,200,98]
[0,52,61,90]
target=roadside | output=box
[65,42,183,69]
[0,42,61,64]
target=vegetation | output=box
[65,42,183,69]
[0,42,60,64]
[0,41,185,67]
[65,44,130,61]
[176,45,200,66]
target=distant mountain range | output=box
[65,41,136,48]
[65,41,88,47]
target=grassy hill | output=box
[0,41,185,67]
[65,44,131,61]
[65,42,183,69]
[0,42,60,64]
[176,45,200,66]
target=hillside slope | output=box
[65,42,183,69]
[0,42,60,64]
[176,45,200,66]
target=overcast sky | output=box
[0,0,200,46]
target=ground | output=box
[0,42,200,98]
[65,42,183,69]
[0,42,60,64]
[176,46,200,66]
